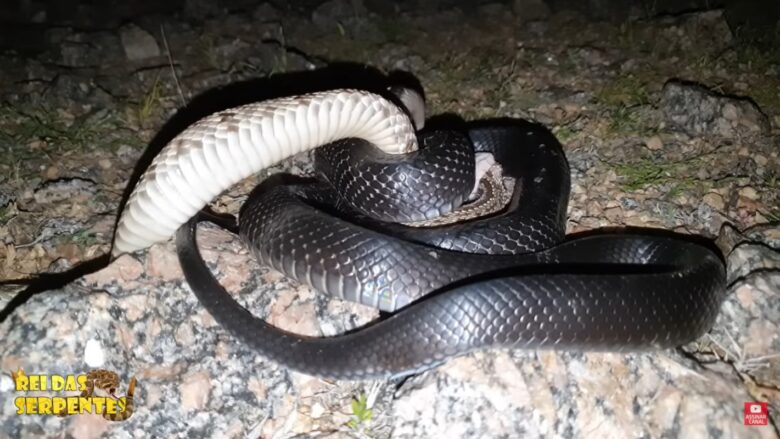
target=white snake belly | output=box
[112,89,419,256]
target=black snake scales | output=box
[174,118,728,380]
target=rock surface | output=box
[661,80,771,138]
[118,24,160,61]
[1,4,779,438]
[2,221,778,437]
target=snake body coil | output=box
[113,90,418,255]
[114,88,727,380]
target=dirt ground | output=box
[0,1,778,435]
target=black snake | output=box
[172,117,727,380]
[109,87,727,380]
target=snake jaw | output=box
[470,152,498,200]
[388,85,426,130]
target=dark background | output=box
[1,0,778,54]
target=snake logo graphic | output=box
[12,368,137,421]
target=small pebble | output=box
[737,196,760,211]
[738,186,759,200]
[603,206,623,223]
[721,103,738,120]
[28,140,45,150]
[310,402,325,418]
[44,166,59,179]
[645,136,663,151]
[0,375,14,392]
[703,192,725,210]
[84,338,106,367]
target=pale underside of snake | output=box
[112,89,421,255]
[113,87,727,380]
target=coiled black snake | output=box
[113,87,727,380]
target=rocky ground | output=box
[0,1,778,438]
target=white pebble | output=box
[84,338,106,367]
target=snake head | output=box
[388,85,426,131]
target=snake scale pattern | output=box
[113,87,728,380]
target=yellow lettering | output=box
[93,397,106,414]
[15,374,29,391]
[51,375,64,391]
[65,376,78,391]
[77,375,88,392]
[25,397,38,414]
[105,397,117,414]
[78,397,92,414]
[29,375,44,391]
[66,396,78,414]
[38,398,53,415]
[15,397,25,414]
[52,397,66,415]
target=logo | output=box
[10,368,137,421]
[744,402,768,426]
